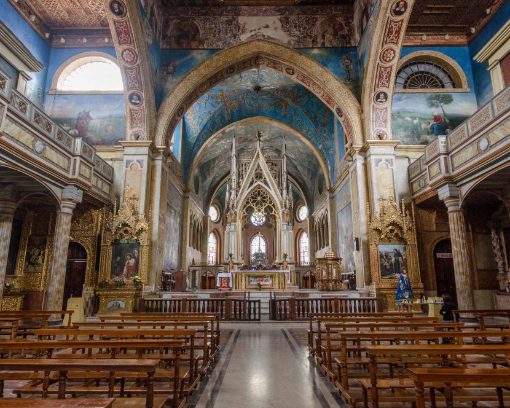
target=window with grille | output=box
[396,62,454,89]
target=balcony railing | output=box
[0,70,113,202]
[409,86,510,198]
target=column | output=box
[438,184,475,310]
[45,186,82,312]
[0,186,17,302]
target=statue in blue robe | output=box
[395,270,413,307]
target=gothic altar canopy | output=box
[224,130,295,269]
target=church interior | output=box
[1,0,510,406]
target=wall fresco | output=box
[392,93,477,144]
[44,94,126,145]
[160,6,354,49]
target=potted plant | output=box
[113,276,126,287]
[98,279,108,289]
[133,275,142,289]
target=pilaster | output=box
[0,185,17,302]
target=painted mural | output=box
[158,48,361,103]
[160,6,354,49]
[392,93,477,144]
[181,68,335,180]
[44,94,126,145]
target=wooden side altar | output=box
[232,270,288,290]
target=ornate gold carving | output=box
[0,294,23,311]
[368,198,423,310]
[99,187,151,285]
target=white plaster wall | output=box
[163,180,183,271]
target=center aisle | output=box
[190,325,345,408]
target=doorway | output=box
[433,239,457,304]
[63,242,87,309]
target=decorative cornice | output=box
[0,22,43,72]
[475,19,510,63]
[5,0,49,41]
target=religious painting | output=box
[24,236,46,273]
[248,275,273,288]
[111,240,140,279]
[379,243,407,279]
[392,93,477,144]
[336,203,355,274]
[167,19,202,48]
[106,299,126,311]
[44,94,126,146]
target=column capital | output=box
[59,186,82,215]
[438,183,462,211]
[0,184,17,216]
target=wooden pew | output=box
[0,311,74,338]
[309,316,440,356]
[0,359,162,408]
[34,328,202,390]
[363,343,510,408]
[0,339,184,407]
[453,309,510,330]
[407,367,510,408]
[73,321,214,373]
[0,398,115,407]
[328,330,510,407]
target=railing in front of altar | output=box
[142,298,261,321]
[269,297,379,320]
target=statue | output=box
[395,268,413,309]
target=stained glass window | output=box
[207,233,217,265]
[299,232,310,266]
[250,233,267,264]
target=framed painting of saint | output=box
[378,243,407,279]
[111,240,140,279]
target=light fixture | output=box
[470,27,476,34]
[421,34,427,41]
[60,37,65,44]
[44,32,50,39]
[445,34,450,40]
[82,37,87,43]
[104,37,109,43]
[29,14,35,21]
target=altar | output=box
[232,270,288,290]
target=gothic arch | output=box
[189,116,332,193]
[156,40,363,147]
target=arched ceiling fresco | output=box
[194,121,325,211]
[182,67,340,180]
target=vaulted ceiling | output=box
[181,67,339,181]
[194,121,324,211]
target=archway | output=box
[433,239,456,305]
[156,40,363,148]
[62,242,87,310]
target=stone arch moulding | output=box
[48,51,122,94]
[103,0,156,141]
[396,50,470,92]
[189,116,332,193]
[156,40,363,148]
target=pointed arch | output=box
[156,40,363,148]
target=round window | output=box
[297,205,309,222]
[208,205,220,223]
[250,211,266,226]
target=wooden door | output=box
[434,239,457,304]
[62,242,87,309]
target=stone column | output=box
[45,186,82,312]
[0,186,17,302]
[438,184,475,310]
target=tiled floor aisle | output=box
[190,324,345,408]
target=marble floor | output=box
[189,323,345,408]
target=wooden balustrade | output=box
[270,297,378,320]
[142,298,261,321]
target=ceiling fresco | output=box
[181,67,337,179]
[196,122,324,211]
[159,5,354,48]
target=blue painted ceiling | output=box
[182,67,337,182]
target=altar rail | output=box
[270,297,379,320]
[142,298,261,321]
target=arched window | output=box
[396,62,454,89]
[207,232,218,265]
[299,232,310,266]
[54,55,124,92]
[250,233,267,265]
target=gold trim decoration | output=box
[0,294,24,311]
[99,187,151,286]
[368,198,423,310]
[96,287,139,313]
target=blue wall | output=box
[0,0,50,107]
[469,0,510,106]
